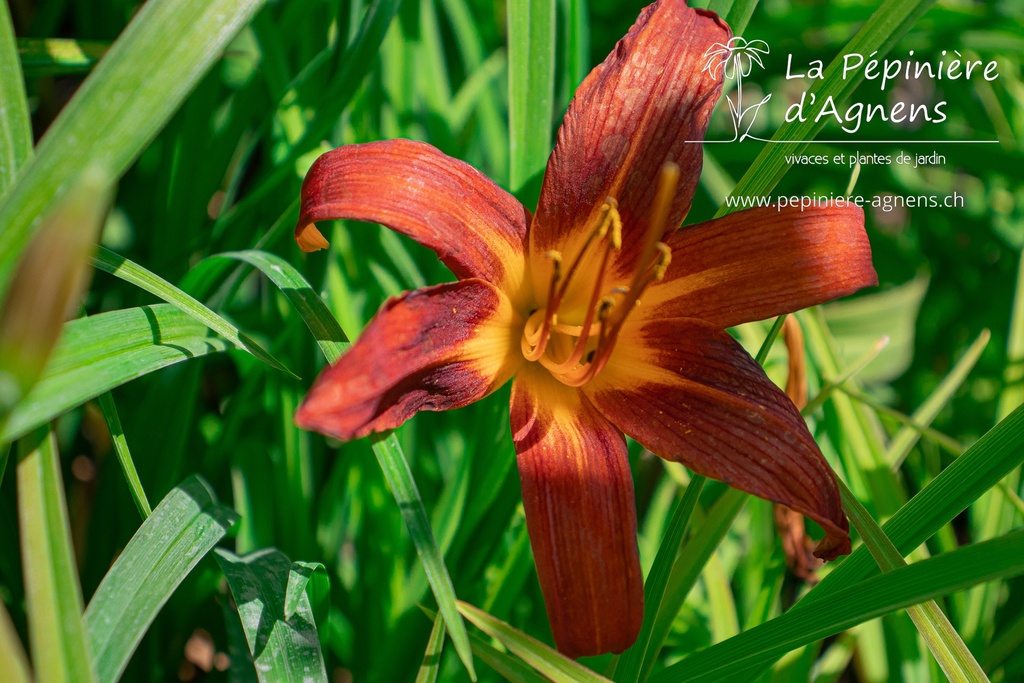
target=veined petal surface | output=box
[296,279,521,441]
[297,139,529,299]
[585,317,850,560]
[642,204,877,328]
[510,366,643,658]
[530,0,729,280]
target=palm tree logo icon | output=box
[702,37,772,142]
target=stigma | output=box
[520,162,679,387]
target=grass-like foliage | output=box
[1,0,1023,681]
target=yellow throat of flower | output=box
[520,163,679,387]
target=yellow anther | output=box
[652,242,672,281]
[610,212,622,250]
[593,202,612,239]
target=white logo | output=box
[702,37,772,142]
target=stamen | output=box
[521,177,681,389]
[652,243,672,281]
[630,162,680,294]
[578,164,681,383]
[549,198,621,313]
[544,205,621,376]
[521,251,562,361]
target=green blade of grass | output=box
[0,442,7,488]
[93,247,296,378]
[449,51,508,132]
[0,0,267,294]
[216,549,328,683]
[963,250,1024,653]
[1,304,237,443]
[508,0,555,196]
[801,335,890,416]
[95,392,151,519]
[743,402,1024,679]
[808,403,1024,602]
[372,432,477,681]
[458,601,611,683]
[0,2,31,194]
[613,475,706,683]
[651,529,1024,682]
[709,0,760,35]
[84,475,238,683]
[17,38,108,76]
[0,600,30,683]
[414,604,550,683]
[888,329,990,469]
[715,0,937,218]
[561,0,589,92]
[209,250,348,362]
[0,165,112,425]
[284,561,329,625]
[416,614,447,683]
[212,249,476,680]
[643,487,748,682]
[17,426,96,683]
[837,478,989,682]
[441,0,509,178]
[470,628,550,683]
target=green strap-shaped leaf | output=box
[216,549,328,683]
[837,479,989,682]
[17,427,96,683]
[416,614,447,683]
[458,601,610,683]
[0,2,32,194]
[284,561,329,624]
[370,433,477,680]
[17,38,108,76]
[210,249,476,680]
[651,529,1024,682]
[0,0,267,294]
[469,628,550,683]
[807,403,1024,604]
[0,600,30,683]
[643,487,748,682]
[84,475,237,683]
[2,304,237,443]
[887,329,990,469]
[0,165,112,425]
[734,402,1024,680]
[93,247,296,378]
[707,0,760,35]
[95,392,152,519]
[612,475,706,683]
[508,0,555,197]
[209,250,348,363]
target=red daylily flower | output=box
[293,0,876,658]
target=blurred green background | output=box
[1,0,1023,681]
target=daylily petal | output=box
[584,317,850,560]
[530,0,729,275]
[641,204,877,328]
[296,279,521,441]
[510,366,643,658]
[296,139,529,298]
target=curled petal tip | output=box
[295,223,330,252]
[812,527,853,561]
